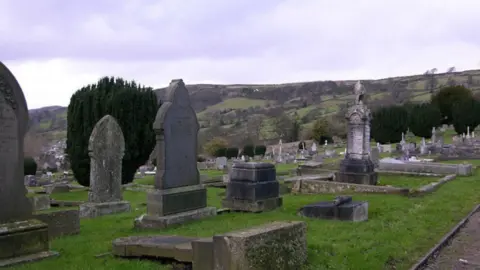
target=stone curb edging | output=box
[409,204,480,270]
[409,175,456,196]
[376,170,443,177]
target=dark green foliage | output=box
[213,147,227,157]
[319,136,333,145]
[197,155,206,162]
[452,99,480,134]
[46,167,58,173]
[23,157,37,176]
[408,103,442,138]
[371,105,409,144]
[254,145,267,156]
[242,145,255,157]
[225,147,239,159]
[298,141,306,150]
[66,77,158,187]
[431,85,473,124]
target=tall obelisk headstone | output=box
[79,115,131,218]
[134,79,216,229]
[0,62,58,266]
[336,81,378,185]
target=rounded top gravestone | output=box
[0,61,32,223]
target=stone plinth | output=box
[0,219,58,267]
[33,209,80,238]
[222,162,282,212]
[337,158,378,185]
[298,196,368,222]
[80,201,131,218]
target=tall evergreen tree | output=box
[408,103,441,138]
[431,85,473,124]
[66,77,159,187]
[451,98,480,135]
[371,105,409,144]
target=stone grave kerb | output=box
[152,79,200,190]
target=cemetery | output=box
[2,60,480,269]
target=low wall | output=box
[34,209,80,238]
[378,161,472,176]
[292,179,409,195]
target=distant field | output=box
[198,98,267,116]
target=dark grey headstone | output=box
[298,198,368,222]
[88,115,125,203]
[153,79,199,189]
[230,162,276,183]
[0,62,32,223]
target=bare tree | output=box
[424,68,438,93]
[446,66,457,86]
[246,114,265,144]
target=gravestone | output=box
[0,62,58,266]
[134,79,216,229]
[370,147,379,168]
[79,115,131,218]
[298,196,368,222]
[336,81,378,185]
[222,162,282,212]
[215,156,227,170]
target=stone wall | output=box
[378,161,472,176]
[292,179,409,195]
[33,209,80,238]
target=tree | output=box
[272,113,301,142]
[311,117,330,143]
[66,77,158,187]
[408,103,441,138]
[24,157,37,176]
[23,131,46,157]
[371,105,409,144]
[424,68,438,93]
[246,114,265,144]
[203,137,228,157]
[431,85,473,124]
[451,99,480,134]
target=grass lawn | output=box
[377,174,440,189]
[11,166,480,270]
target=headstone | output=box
[298,196,368,222]
[0,62,58,266]
[370,147,379,168]
[79,115,131,218]
[134,79,216,229]
[311,142,317,152]
[24,175,37,187]
[215,156,227,170]
[336,81,378,185]
[222,162,282,212]
[197,162,207,170]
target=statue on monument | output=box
[353,81,366,105]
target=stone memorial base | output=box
[0,219,58,267]
[134,207,217,229]
[79,200,131,218]
[222,197,283,213]
[336,158,378,185]
[34,209,81,238]
[298,197,368,222]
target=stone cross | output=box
[88,115,125,203]
[421,137,426,147]
[311,142,317,152]
[324,140,328,146]
[0,63,32,223]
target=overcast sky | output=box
[2,0,480,109]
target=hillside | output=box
[28,69,480,146]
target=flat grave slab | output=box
[298,196,368,222]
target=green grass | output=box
[378,174,440,189]
[200,98,267,113]
[12,169,480,270]
[38,120,51,130]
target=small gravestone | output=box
[298,196,368,222]
[79,115,131,218]
[0,62,58,266]
[215,156,227,170]
[222,162,282,212]
[370,147,379,168]
[134,79,216,229]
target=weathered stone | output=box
[298,196,368,222]
[29,195,50,211]
[80,115,130,218]
[222,162,282,212]
[378,161,473,176]
[0,62,57,266]
[44,183,70,194]
[33,209,80,238]
[213,221,307,270]
[292,179,410,195]
[135,79,216,229]
[337,159,378,185]
[192,238,214,270]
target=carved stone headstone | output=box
[0,62,57,266]
[336,81,378,185]
[134,79,216,229]
[79,115,131,218]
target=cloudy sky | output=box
[2,0,480,109]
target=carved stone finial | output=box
[353,81,366,105]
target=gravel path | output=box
[424,211,480,270]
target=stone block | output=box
[213,221,307,270]
[0,219,58,267]
[79,200,131,218]
[44,184,70,194]
[192,238,214,270]
[299,199,368,222]
[146,185,207,217]
[134,207,217,229]
[337,158,378,185]
[230,162,276,183]
[222,197,283,213]
[226,181,279,201]
[29,195,51,211]
[34,209,80,238]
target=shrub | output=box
[23,157,37,176]
[203,137,228,157]
[452,98,480,134]
[66,76,158,187]
[371,105,409,144]
[431,85,473,124]
[213,147,227,157]
[254,145,267,156]
[197,155,206,162]
[225,147,239,159]
[242,145,255,157]
[408,103,442,138]
[311,118,330,143]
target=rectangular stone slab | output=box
[213,221,307,270]
[299,201,368,222]
[146,185,207,216]
[0,219,50,259]
[221,197,282,213]
[33,209,80,238]
[230,162,276,183]
[225,181,279,201]
[192,238,214,270]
